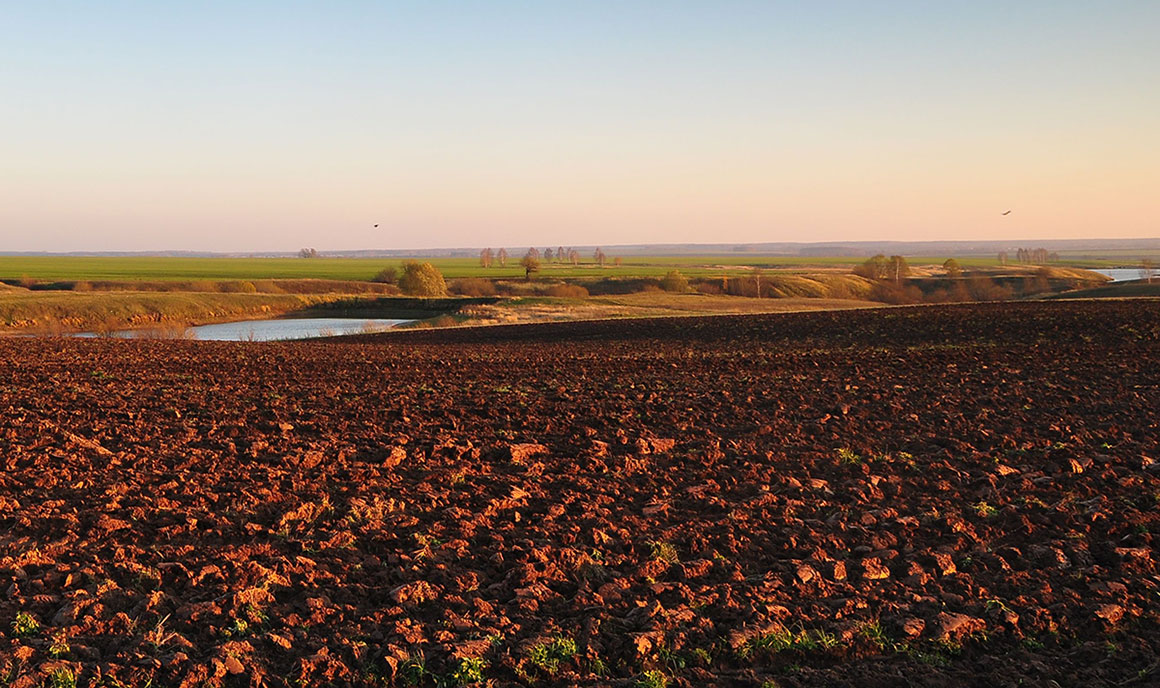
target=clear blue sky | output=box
[3,1,1158,251]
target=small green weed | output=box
[399,654,427,686]
[657,644,686,672]
[1022,637,1045,650]
[48,632,71,658]
[690,647,713,666]
[589,658,608,676]
[859,621,891,651]
[739,628,841,659]
[11,611,39,637]
[48,667,77,688]
[525,635,578,675]
[973,501,998,517]
[450,657,487,685]
[243,603,269,625]
[836,447,861,464]
[635,669,668,688]
[649,541,680,564]
[224,617,249,637]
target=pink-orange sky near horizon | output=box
[3,1,1158,252]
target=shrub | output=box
[372,266,397,284]
[252,279,285,294]
[219,281,257,293]
[545,284,589,298]
[660,270,689,293]
[451,278,497,297]
[870,282,923,304]
[966,276,1014,302]
[397,261,447,296]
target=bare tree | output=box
[1141,258,1155,284]
[497,248,508,267]
[298,248,319,259]
[889,255,910,284]
[593,248,606,266]
[479,248,494,268]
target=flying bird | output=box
[374,224,379,227]
[1001,210,1012,216]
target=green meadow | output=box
[0,254,1010,284]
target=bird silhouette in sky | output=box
[1001,210,1012,216]
[374,224,379,227]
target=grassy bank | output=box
[409,293,882,328]
[0,291,343,333]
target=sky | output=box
[2,1,1158,252]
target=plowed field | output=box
[2,302,1158,687]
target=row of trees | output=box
[480,247,619,268]
[997,248,1059,265]
[853,254,911,283]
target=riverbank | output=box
[0,291,341,334]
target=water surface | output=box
[1093,268,1149,282]
[83,318,411,341]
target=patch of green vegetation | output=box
[11,611,39,637]
[223,617,250,638]
[48,632,71,658]
[525,635,578,675]
[657,644,687,672]
[48,667,77,688]
[974,501,999,517]
[738,628,841,659]
[399,654,428,686]
[634,669,668,688]
[649,541,680,564]
[1022,636,1046,651]
[859,621,892,652]
[449,657,487,685]
[835,447,861,464]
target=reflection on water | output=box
[1093,269,1148,283]
[85,318,411,341]
[188,318,411,341]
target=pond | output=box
[1093,268,1148,282]
[84,318,412,341]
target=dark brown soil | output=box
[1,301,1158,687]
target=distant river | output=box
[81,318,411,342]
[1093,269,1146,282]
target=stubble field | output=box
[1,302,1158,687]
